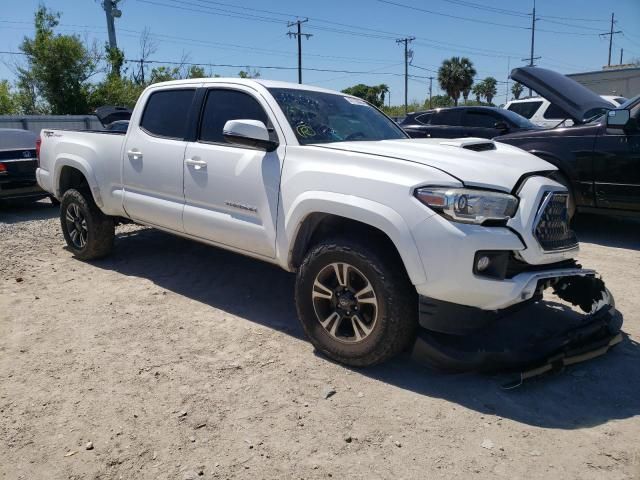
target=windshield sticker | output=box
[296,124,316,138]
[343,96,368,106]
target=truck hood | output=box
[314,138,555,192]
[510,67,612,124]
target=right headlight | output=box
[415,187,518,224]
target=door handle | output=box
[185,158,207,170]
[127,149,143,161]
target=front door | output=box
[122,87,197,231]
[182,87,284,258]
[593,109,640,212]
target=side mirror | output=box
[494,121,509,131]
[606,109,630,129]
[223,119,279,152]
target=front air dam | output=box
[412,274,624,382]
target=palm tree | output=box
[483,77,498,105]
[511,82,523,100]
[472,83,484,103]
[460,57,476,104]
[438,57,463,106]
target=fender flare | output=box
[53,154,104,208]
[282,191,428,286]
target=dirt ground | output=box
[1,199,639,480]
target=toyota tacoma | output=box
[36,78,622,370]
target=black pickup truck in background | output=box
[496,67,640,218]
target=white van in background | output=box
[504,94,627,128]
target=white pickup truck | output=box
[36,78,620,370]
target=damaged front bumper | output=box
[412,272,624,375]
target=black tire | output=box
[60,188,114,260]
[295,237,417,367]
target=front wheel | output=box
[60,189,114,260]
[295,238,417,367]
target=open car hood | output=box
[510,67,613,124]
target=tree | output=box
[186,65,206,79]
[482,77,497,105]
[0,80,20,114]
[429,94,454,108]
[341,84,389,108]
[460,57,476,104]
[89,75,143,109]
[16,6,99,114]
[472,83,484,103]
[511,82,523,100]
[238,68,261,79]
[438,57,475,106]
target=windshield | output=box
[268,88,408,145]
[500,109,539,128]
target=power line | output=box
[377,0,531,31]
[121,57,434,79]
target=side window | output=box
[199,89,273,144]
[140,89,195,139]
[543,103,569,119]
[463,111,499,128]
[430,110,461,126]
[507,101,542,119]
[415,113,432,125]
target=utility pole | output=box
[620,48,623,65]
[521,0,541,97]
[428,76,433,109]
[287,19,312,84]
[505,56,510,104]
[102,0,121,50]
[396,36,415,114]
[600,13,622,67]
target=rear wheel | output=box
[295,237,417,367]
[60,189,114,260]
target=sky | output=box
[1,0,639,106]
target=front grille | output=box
[534,192,578,251]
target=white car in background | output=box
[504,94,628,128]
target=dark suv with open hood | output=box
[496,67,639,218]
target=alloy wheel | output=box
[65,203,88,249]
[311,262,378,343]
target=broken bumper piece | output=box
[412,273,623,375]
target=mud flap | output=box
[412,274,624,380]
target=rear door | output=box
[122,87,198,231]
[182,86,284,258]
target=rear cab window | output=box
[507,101,542,119]
[140,89,196,139]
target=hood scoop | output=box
[439,138,496,152]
